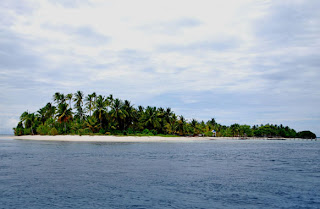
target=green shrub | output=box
[14,128,24,136]
[36,125,50,135]
[57,127,65,135]
[94,133,104,135]
[112,130,123,135]
[99,129,106,134]
[151,129,157,135]
[142,129,150,134]
[297,131,316,139]
[157,134,180,137]
[204,131,213,137]
[24,128,32,135]
[105,132,111,135]
[78,129,84,136]
[127,128,135,135]
[49,127,58,136]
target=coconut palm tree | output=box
[190,119,200,135]
[133,105,144,131]
[157,107,166,133]
[142,106,160,131]
[73,91,84,107]
[57,103,73,133]
[164,113,177,135]
[164,108,173,123]
[209,118,216,127]
[85,116,100,133]
[37,107,47,125]
[177,115,187,136]
[20,111,36,135]
[66,93,73,108]
[85,94,94,116]
[92,92,97,109]
[107,94,114,104]
[138,105,144,113]
[93,95,108,129]
[123,100,136,130]
[230,123,240,137]
[73,91,84,121]
[53,92,65,105]
[45,103,56,119]
[36,103,56,124]
[110,98,126,130]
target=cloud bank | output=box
[0,0,319,135]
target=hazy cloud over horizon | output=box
[0,0,319,136]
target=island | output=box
[13,91,317,140]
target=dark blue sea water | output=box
[0,138,319,209]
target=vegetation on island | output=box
[13,91,316,139]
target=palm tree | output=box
[164,113,177,135]
[53,92,65,105]
[190,119,200,135]
[138,105,144,113]
[85,117,100,133]
[133,105,144,131]
[164,108,172,123]
[73,91,84,107]
[57,103,73,133]
[36,103,56,124]
[199,120,208,133]
[123,100,136,130]
[20,111,36,135]
[66,93,73,108]
[209,118,216,126]
[85,94,94,116]
[207,118,216,131]
[92,92,97,109]
[73,91,84,121]
[93,95,108,129]
[177,115,187,135]
[110,98,126,130]
[157,107,166,133]
[37,107,47,125]
[142,106,160,131]
[107,94,114,104]
[230,123,240,137]
[45,103,56,119]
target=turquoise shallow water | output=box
[0,138,319,208]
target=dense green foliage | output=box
[13,92,316,138]
[296,131,317,139]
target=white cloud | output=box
[0,0,319,135]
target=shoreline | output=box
[3,135,313,142]
[10,135,213,142]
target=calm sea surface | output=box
[0,138,319,209]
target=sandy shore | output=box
[10,135,215,142]
[4,135,308,142]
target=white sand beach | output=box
[10,135,217,142]
[4,135,302,142]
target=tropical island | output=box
[13,91,316,139]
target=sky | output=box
[0,0,319,136]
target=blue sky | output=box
[0,0,319,136]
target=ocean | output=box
[0,138,319,208]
